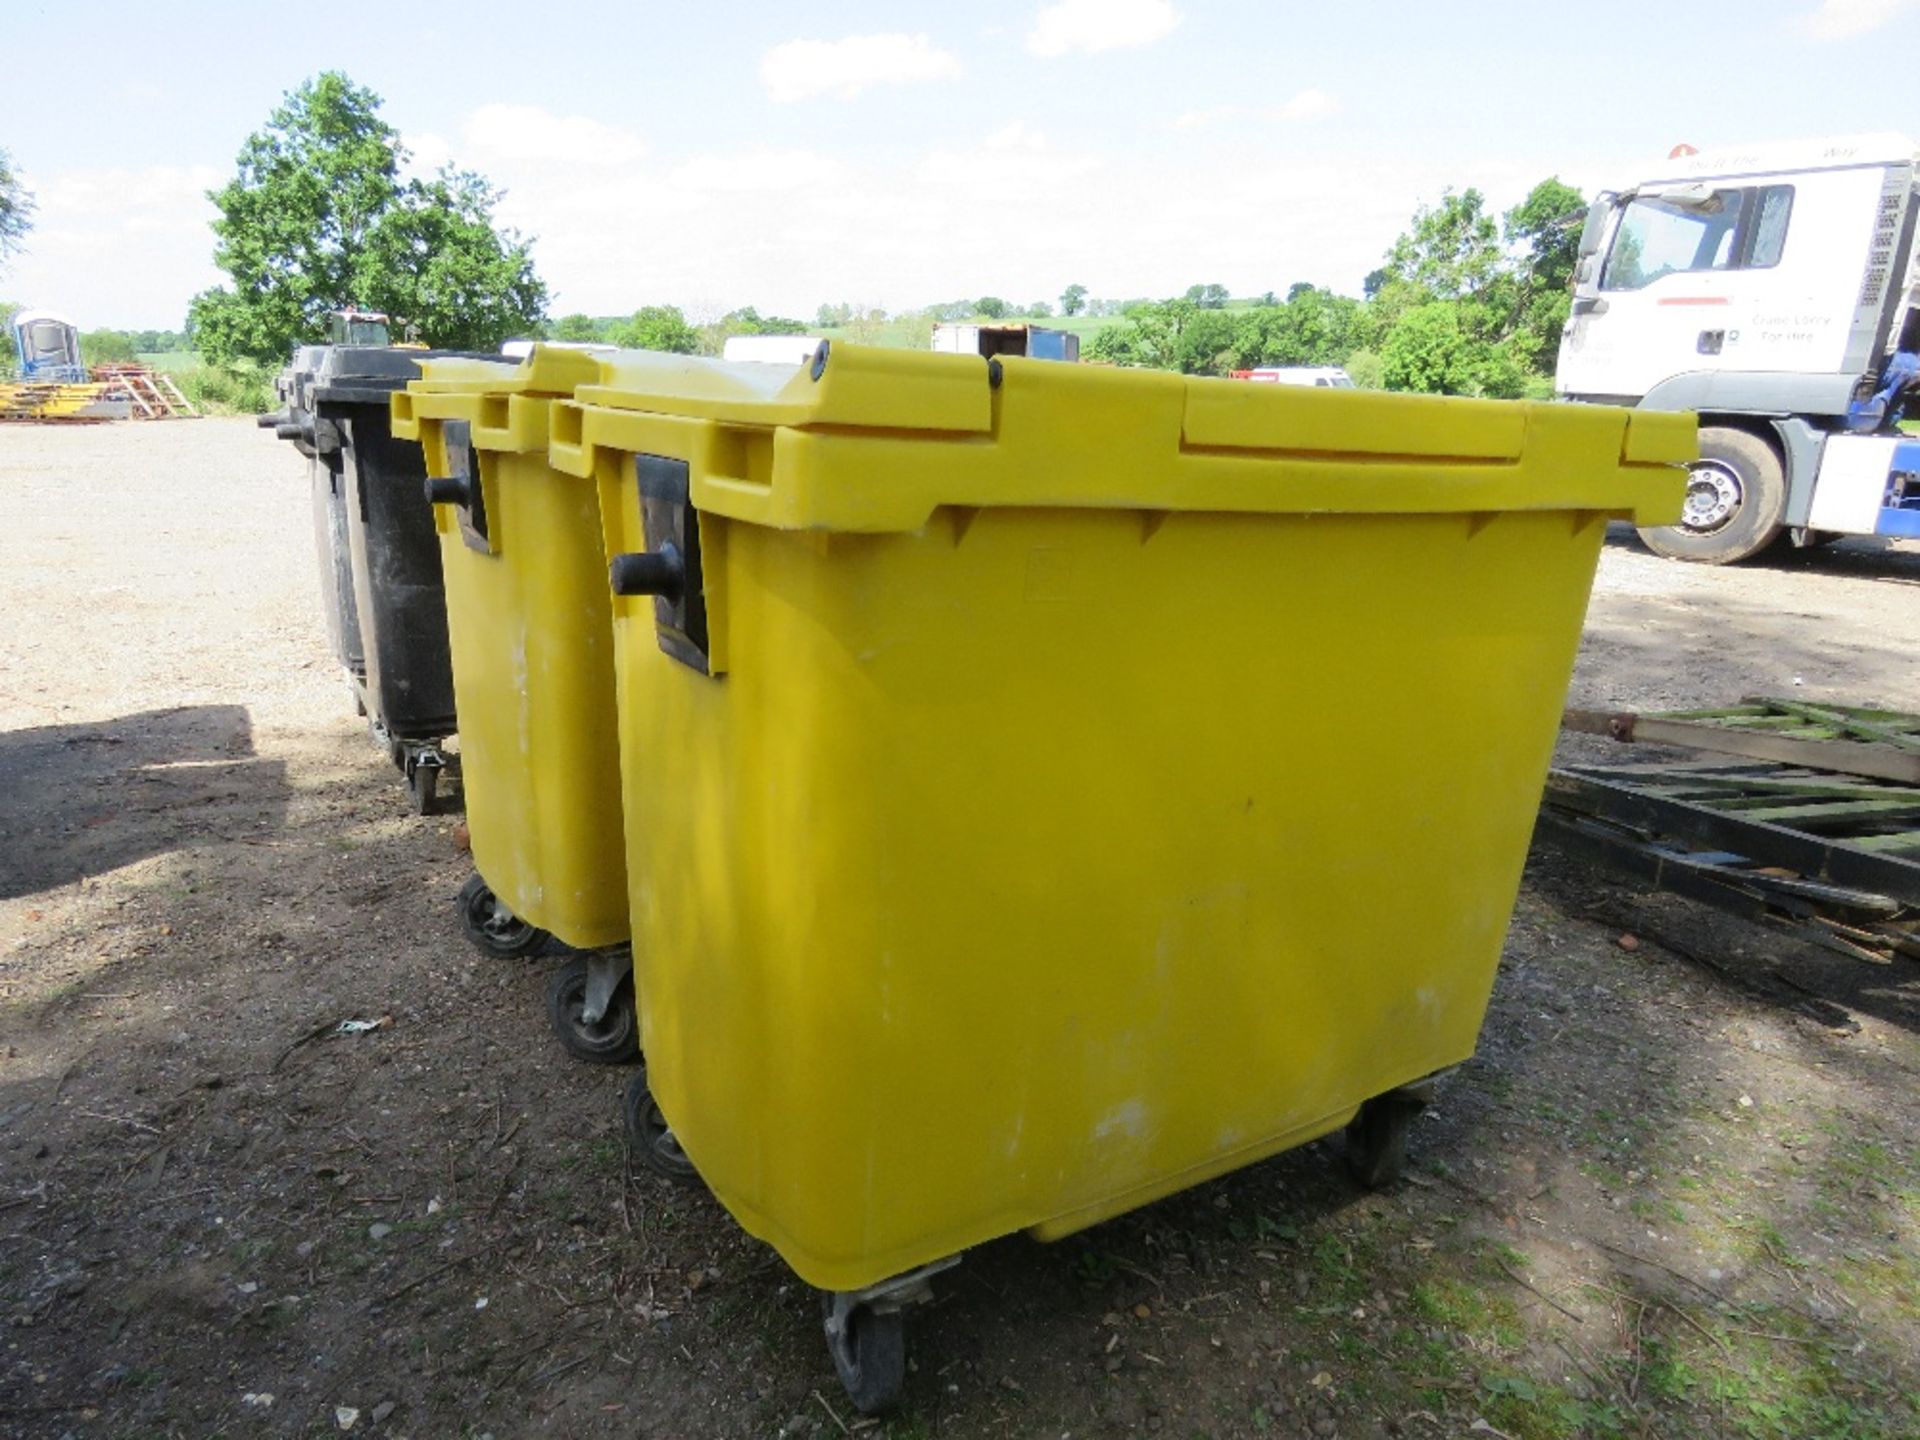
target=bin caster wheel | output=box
[458,874,547,958]
[406,757,442,816]
[1344,1093,1424,1189]
[623,1068,700,1185]
[547,955,639,1064]
[822,1294,907,1416]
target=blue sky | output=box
[5,0,1919,330]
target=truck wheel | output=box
[1636,426,1786,564]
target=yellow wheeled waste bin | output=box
[549,342,1690,1413]
[391,348,640,1064]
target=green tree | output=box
[0,148,32,270]
[610,305,697,353]
[352,168,546,351]
[1380,189,1503,301]
[1379,302,1527,398]
[1228,286,1360,370]
[1027,301,1053,318]
[1185,283,1230,309]
[1342,349,1384,389]
[551,313,603,341]
[975,296,1009,319]
[1086,298,1200,370]
[816,301,855,327]
[720,306,809,336]
[1176,307,1240,373]
[80,329,138,365]
[1059,283,1087,316]
[189,72,545,364]
[1504,177,1588,372]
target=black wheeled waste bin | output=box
[266,344,468,814]
[263,346,366,689]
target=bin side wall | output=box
[333,406,457,738]
[438,444,629,948]
[610,497,1604,1291]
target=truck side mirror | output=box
[1577,194,1615,258]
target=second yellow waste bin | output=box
[550,343,1689,1411]
[393,348,640,1063]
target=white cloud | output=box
[758,33,963,103]
[3,164,223,329]
[1279,89,1338,121]
[669,149,841,193]
[1027,0,1181,57]
[1798,0,1918,38]
[404,131,455,178]
[982,121,1048,152]
[460,104,646,166]
[1173,91,1338,130]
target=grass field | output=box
[136,350,201,373]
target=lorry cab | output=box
[1559,135,1920,561]
[326,308,394,348]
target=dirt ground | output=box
[1,419,1916,1440]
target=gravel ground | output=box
[1,418,1916,1440]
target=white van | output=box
[1232,366,1355,387]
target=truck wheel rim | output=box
[1681,460,1742,532]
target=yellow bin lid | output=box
[550,342,1689,532]
[392,347,604,451]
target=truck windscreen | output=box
[1602,185,1793,291]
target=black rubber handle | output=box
[609,545,685,599]
[258,410,290,429]
[424,475,472,506]
[274,421,306,441]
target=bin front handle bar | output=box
[609,545,686,600]
[424,475,473,507]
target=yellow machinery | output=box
[541,341,1688,1412]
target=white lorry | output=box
[1557,133,1920,561]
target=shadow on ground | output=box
[0,706,286,902]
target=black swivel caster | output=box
[1344,1091,1427,1189]
[822,1293,907,1415]
[546,953,639,1064]
[405,752,443,815]
[457,873,547,958]
[622,1067,700,1184]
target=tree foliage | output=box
[1378,302,1527,398]
[188,72,546,364]
[1502,177,1587,372]
[0,148,33,270]
[80,330,139,365]
[1059,283,1087,316]
[1080,175,1585,396]
[609,305,697,353]
[550,313,603,341]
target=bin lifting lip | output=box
[408,347,602,398]
[1181,378,1528,462]
[402,349,606,452]
[574,343,995,436]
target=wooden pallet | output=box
[1563,697,1920,784]
[1541,705,1920,964]
[90,363,200,418]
